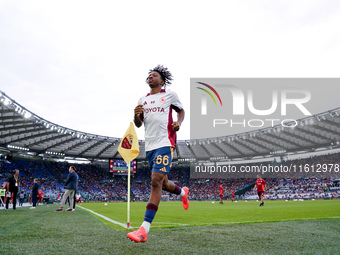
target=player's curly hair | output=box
[146,64,173,87]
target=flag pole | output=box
[127,161,131,229]
[117,122,139,229]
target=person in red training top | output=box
[231,190,235,202]
[76,193,81,204]
[219,184,224,204]
[254,175,267,206]
[37,190,44,205]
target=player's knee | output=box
[151,176,163,189]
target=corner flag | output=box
[118,122,139,162]
[117,122,139,228]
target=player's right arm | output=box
[134,104,143,128]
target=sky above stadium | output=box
[1,0,340,141]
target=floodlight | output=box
[24,112,32,119]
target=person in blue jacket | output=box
[54,166,79,212]
[30,179,39,209]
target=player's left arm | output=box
[172,109,185,132]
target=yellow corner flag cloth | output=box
[118,122,140,162]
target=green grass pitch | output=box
[1,200,339,254]
[79,200,340,229]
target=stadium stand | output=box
[0,90,340,206]
[1,90,340,162]
[1,153,339,205]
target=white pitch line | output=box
[217,216,340,225]
[78,205,131,229]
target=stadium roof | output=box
[1,90,340,162]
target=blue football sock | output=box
[143,203,158,224]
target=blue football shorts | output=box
[146,147,173,174]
